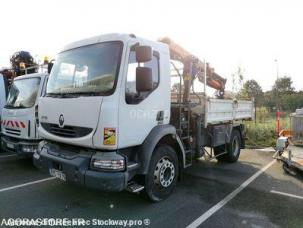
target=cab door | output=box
[118,43,170,148]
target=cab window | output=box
[125,51,159,104]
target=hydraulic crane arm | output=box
[158,37,226,94]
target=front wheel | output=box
[144,145,179,202]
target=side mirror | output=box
[47,61,54,74]
[136,67,153,92]
[135,46,152,62]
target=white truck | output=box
[33,33,253,201]
[1,73,48,155]
[0,74,9,152]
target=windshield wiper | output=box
[73,91,101,96]
[46,92,100,98]
[4,104,14,108]
[46,93,80,98]
[5,103,28,109]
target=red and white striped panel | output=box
[1,120,26,128]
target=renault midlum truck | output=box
[33,34,253,201]
[1,73,48,155]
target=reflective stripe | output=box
[20,122,26,128]
[2,120,26,128]
[15,121,20,128]
[8,121,14,127]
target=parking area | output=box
[0,149,303,227]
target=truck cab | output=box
[1,73,48,155]
[33,34,252,201]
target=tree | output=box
[263,91,276,111]
[239,79,263,123]
[280,92,303,111]
[239,80,263,105]
[271,76,294,111]
[272,76,294,95]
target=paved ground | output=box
[0,149,302,228]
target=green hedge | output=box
[245,118,290,148]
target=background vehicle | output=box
[0,74,9,152]
[1,72,48,155]
[276,108,303,174]
[33,33,253,201]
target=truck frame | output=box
[33,33,253,201]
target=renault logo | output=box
[58,114,64,128]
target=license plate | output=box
[49,169,66,181]
[6,143,14,149]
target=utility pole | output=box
[274,59,279,80]
[274,59,280,135]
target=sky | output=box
[1,0,303,92]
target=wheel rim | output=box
[154,157,175,188]
[232,136,240,156]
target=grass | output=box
[245,115,290,149]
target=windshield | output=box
[46,42,123,96]
[6,78,41,109]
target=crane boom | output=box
[158,37,226,95]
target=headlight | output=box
[91,152,125,171]
[22,145,38,153]
[92,159,124,171]
[37,141,47,154]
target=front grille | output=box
[50,125,76,137]
[5,128,21,136]
[41,122,93,138]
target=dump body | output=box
[205,98,253,125]
[172,93,253,126]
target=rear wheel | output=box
[144,145,179,202]
[214,130,241,163]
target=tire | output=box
[214,130,241,163]
[282,163,297,176]
[144,145,179,202]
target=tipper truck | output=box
[33,33,253,201]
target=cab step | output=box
[185,149,193,167]
[126,182,144,193]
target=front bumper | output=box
[33,142,130,192]
[1,135,39,155]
